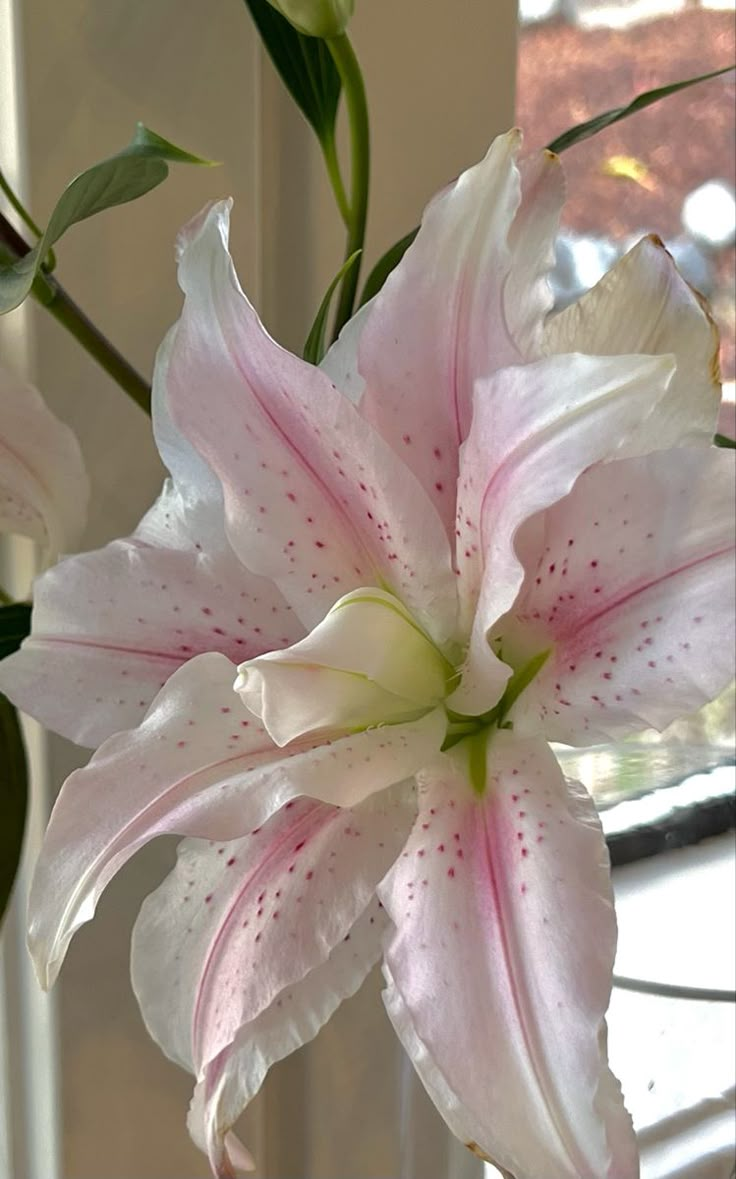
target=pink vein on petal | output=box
[554,545,734,639]
[208,289,381,586]
[478,799,537,1094]
[37,636,188,663]
[478,795,591,1175]
[191,801,329,1067]
[82,747,276,888]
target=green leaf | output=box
[358,227,418,308]
[125,124,218,166]
[547,64,735,155]
[0,603,31,661]
[714,432,736,449]
[0,695,28,927]
[242,0,341,145]
[303,251,361,365]
[0,123,215,315]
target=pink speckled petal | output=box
[28,652,441,989]
[449,351,676,716]
[379,734,638,1179]
[164,202,456,644]
[132,787,410,1077]
[0,364,89,561]
[496,448,736,744]
[357,132,524,539]
[0,482,302,747]
[183,900,387,1178]
[544,236,722,450]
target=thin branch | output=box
[0,212,151,414]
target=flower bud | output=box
[265,0,354,38]
[235,588,449,746]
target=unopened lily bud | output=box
[265,0,354,37]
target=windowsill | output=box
[608,830,735,1179]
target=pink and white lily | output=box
[2,131,734,1179]
[0,364,89,565]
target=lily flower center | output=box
[235,586,551,798]
[442,648,552,793]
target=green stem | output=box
[320,130,351,228]
[37,280,151,414]
[0,214,151,415]
[0,170,56,270]
[326,33,369,340]
[0,169,43,240]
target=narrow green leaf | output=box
[126,124,219,165]
[243,0,341,144]
[0,123,215,315]
[358,228,418,308]
[547,64,735,155]
[714,432,736,449]
[303,251,361,365]
[0,695,28,927]
[0,603,31,661]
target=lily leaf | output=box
[0,694,28,927]
[357,65,735,308]
[714,433,736,449]
[124,124,218,166]
[0,603,31,661]
[304,251,361,365]
[242,0,341,146]
[358,228,418,309]
[0,124,216,315]
[547,64,735,155]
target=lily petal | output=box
[379,734,637,1179]
[28,652,441,988]
[319,300,372,404]
[497,448,736,743]
[152,323,227,509]
[0,481,302,747]
[132,788,411,1077]
[0,364,89,561]
[236,588,448,745]
[449,351,676,715]
[504,150,566,360]
[357,132,524,538]
[164,202,457,643]
[357,137,564,541]
[186,899,387,1178]
[544,236,721,449]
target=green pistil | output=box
[442,718,483,749]
[466,728,490,796]
[441,648,552,793]
[487,647,552,727]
